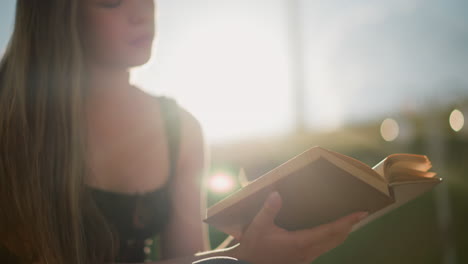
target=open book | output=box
[202,146,442,237]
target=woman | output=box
[0,0,369,263]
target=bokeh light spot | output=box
[380,118,399,142]
[449,109,464,132]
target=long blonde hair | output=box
[0,1,116,263]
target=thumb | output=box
[251,191,282,231]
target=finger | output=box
[305,223,353,259]
[249,191,282,233]
[301,215,362,262]
[293,223,352,263]
[292,211,368,248]
[303,234,349,262]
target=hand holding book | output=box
[230,191,369,264]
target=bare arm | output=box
[157,107,242,262]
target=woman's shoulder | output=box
[134,88,204,143]
[150,93,201,131]
[150,93,205,169]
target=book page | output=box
[381,154,436,183]
[371,158,387,181]
[323,148,386,183]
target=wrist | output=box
[194,242,252,263]
[227,243,251,263]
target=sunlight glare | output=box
[131,2,292,144]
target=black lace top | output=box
[88,95,181,262]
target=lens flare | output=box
[209,172,235,193]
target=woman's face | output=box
[80,0,156,69]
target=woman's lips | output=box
[129,34,153,47]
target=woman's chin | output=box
[88,48,153,69]
[126,47,153,67]
[127,56,151,68]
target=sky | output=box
[1,0,467,143]
[300,0,468,128]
